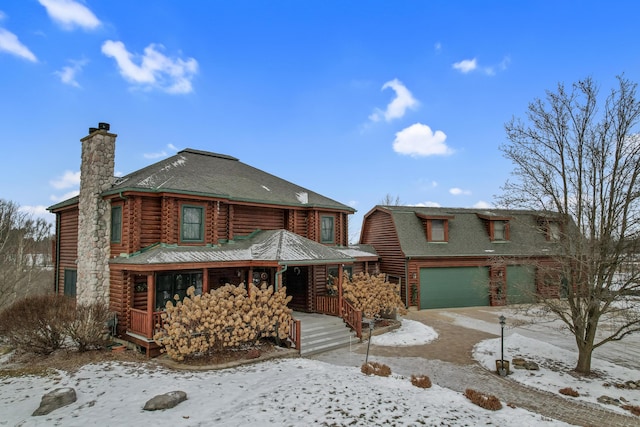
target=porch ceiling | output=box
[110,229,355,266]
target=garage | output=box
[506,265,537,304]
[420,266,490,309]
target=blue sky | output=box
[2,1,639,241]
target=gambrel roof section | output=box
[105,149,354,211]
[363,205,563,258]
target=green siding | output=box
[506,265,537,304]
[420,267,489,309]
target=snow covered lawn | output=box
[0,357,569,426]
[473,333,640,415]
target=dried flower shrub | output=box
[341,272,408,318]
[464,388,502,411]
[153,283,292,361]
[411,374,432,389]
[559,387,579,397]
[622,404,640,416]
[361,361,391,377]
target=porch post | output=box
[338,264,344,317]
[146,273,155,338]
[203,268,209,294]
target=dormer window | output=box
[548,222,561,241]
[415,213,454,242]
[537,216,562,241]
[477,213,512,242]
[430,219,446,241]
[492,220,509,241]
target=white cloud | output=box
[369,78,419,122]
[453,56,510,76]
[452,58,477,73]
[392,123,452,157]
[0,28,37,62]
[38,0,101,30]
[472,200,492,209]
[49,190,79,203]
[434,42,442,52]
[449,187,471,196]
[50,170,80,189]
[101,40,198,94]
[144,144,180,159]
[143,150,167,159]
[348,200,359,208]
[54,58,88,87]
[412,201,441,207]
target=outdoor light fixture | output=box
[498,315,507,376]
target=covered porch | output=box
[109,229,361,355]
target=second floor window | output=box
[430,219,446,242]
[548,221,561,241]
[111,206,122,243]
[493,220,508,241]
[321,216,335,243]
[181,205,204,242]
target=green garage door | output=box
[420,267,489,309]
[506,265,537,304]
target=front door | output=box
[284,266,309,311]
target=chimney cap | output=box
[89,127,98,134]
[98,122,110,131]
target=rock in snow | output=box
[143,391,188,411]
[32,387,77,416]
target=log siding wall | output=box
[55,190,356,341]
[56,208,79,295]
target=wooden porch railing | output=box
[315,295,340,316]
[288,318,301,350]
[341,299,362,339]
[129,308,164,339]
[315,295,362,339]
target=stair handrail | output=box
[340,299,362,339]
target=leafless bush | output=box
[464,388,502,411]
[0,295,74,354]
[411,374,432,389]
[361,362,391,377]
[66,302,111,352]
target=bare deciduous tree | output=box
[0,199,53,310]
[380,194,402,206]
[499,76,640,374]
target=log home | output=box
[359,206,563,309]
[48,123,378,355]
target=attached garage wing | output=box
[420,266,489,309]
[506,265,537,304]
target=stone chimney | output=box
[77,123,116,306]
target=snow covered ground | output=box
[1,314,638,425]
[1,354,568,426]
[474,333,640,415]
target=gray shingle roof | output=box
[105,149,354,211]
[110,229,355,266]
[379,206,561,258]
